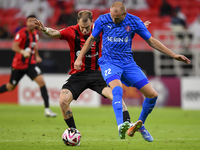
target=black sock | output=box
[40,86,49,108]
[123,111,131,123]
[65,116,76,128]
[0,84,7,93]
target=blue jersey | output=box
[92,13,151,62]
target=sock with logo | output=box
[112,86,123,126]
[138,97,158,124]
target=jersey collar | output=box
[77,24,92,37]
[109,12,129,25]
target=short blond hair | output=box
[78,10,93,22]
[111,2,126,13]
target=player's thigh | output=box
[34,74,45,87]
[59,89,73,105]
[9,68,25,86]
[98,59,123,86]
[140,83,158,98]
[122,62,148,88]
[101,87,113,100]
[62,74,88,100]
[27,65,44,86]
[88,70,107,96]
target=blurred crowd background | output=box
[0,0,200,43]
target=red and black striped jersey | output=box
[59,24,102,75]
[12,27,38,70]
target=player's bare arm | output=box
[74,35,95,70]
[35,44,42,63]
[34,19,61,38]
[146,37,191,64]
[12,42,30,58]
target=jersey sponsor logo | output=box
[125,26,131,32]
[107,36,129,43]
[76,50,99,58]
[80,43,95,48]
[85,52,99,58]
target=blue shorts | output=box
[98,58,149,90]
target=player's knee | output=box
[59,96,71,108]
[6,84,15,91]
[112,86,123,96]
[147,91,158,99]
[38,81,45,87]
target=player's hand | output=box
[144,21,151,28]
[20,50,30,58]
[74,59,82,70]
[34,18,46,32]
[173,54,191,64]
[36,56,42,63]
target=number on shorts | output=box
[105,68,111,76]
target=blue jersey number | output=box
[105,68,111,76]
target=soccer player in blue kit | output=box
[74,2,191,141]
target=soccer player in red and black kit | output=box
[35,10,150,137]
[34,10,133,130]
[0,15,57,117]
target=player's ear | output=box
[77,19,79,24]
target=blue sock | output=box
[112,86,123,126]
[138,97,158,124]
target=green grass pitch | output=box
[0,104,199,150]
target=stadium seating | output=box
[0,0,199,41]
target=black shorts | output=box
[9,64,42,86]
[62,70,107,100]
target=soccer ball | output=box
[62,128,81,146]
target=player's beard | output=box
[28,25,35,32]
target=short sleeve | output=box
[59,28,70,40]
[135,19,151,40]
[14,31,24,43]
[92,18,102,38]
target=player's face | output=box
[110,9,126,24]
[78,19,92,35]
[26,17,36,31]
